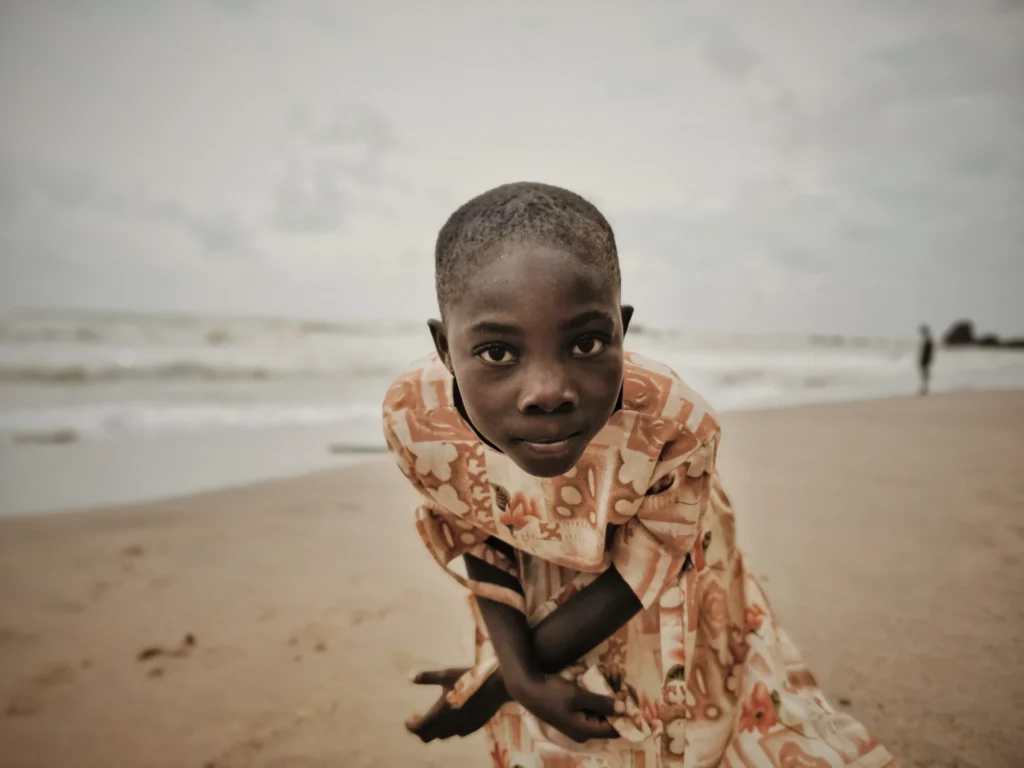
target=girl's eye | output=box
[476,345,517,365]
[572,337,606,357]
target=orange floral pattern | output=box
[383,352,897,767]
[746,603,767,633]
[740,682,780,735]
[500,491,543,530]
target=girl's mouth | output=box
[514,432,581,455]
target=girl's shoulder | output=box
[381,354,477,481]
[621,351,721,446]
[382,353,455,417]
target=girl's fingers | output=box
[405,714,440,743]
[572,713,619,741]
[573,689,624,717]
[410,668,462,686]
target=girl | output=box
[382,182,896,767]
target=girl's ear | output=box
[427,319,453,373]
[620,305,635,336]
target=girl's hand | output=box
[405,667,510,742]
[507,672,622,744]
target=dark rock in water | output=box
[943,319,1023,350]
[943,320,975,346]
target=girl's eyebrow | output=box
[561,309,615,332]
[468,310,615,337]
[467,320,522,336]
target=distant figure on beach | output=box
[919,324,934,395]
[382,182,895,766]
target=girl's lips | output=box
[514,433,581,455]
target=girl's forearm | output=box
[464,555,542,695]
[464,555,642,680]
[531,566,642,673]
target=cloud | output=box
[270,161,347,234]
[0,159,255,257]
[150,203,252,255]
[1,0,1020,334]
[270,104,400,234]
[686,17,761,79]
[649,6,762,79]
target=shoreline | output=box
[0,390,1022,766]
[3,388,1021,519]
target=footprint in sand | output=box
[47,599,86,615]
[33,662,76,687]
[349,608,371,628]
[347,601,400,628]
[6,691,41,718]
[0,627,36,648]
[286,621,335,655]
[5,662,79,717]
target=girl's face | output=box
[429,242,632,478]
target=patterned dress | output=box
[382,352,897,768]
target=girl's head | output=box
[428,182,632,478]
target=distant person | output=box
[382,182,895,766]
[919,324,934,395]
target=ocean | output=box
[2,309,1022,515]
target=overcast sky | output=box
[1,0,1021,336]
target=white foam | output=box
[2,310,1023,447]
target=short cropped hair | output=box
[434,182,620,314]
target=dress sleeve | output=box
[383,413,527,614]
[413,503,526,612]
[609,430,718,608]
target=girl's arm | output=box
[464,553,630,743]
[465,554,642,682]
[468,435,719,678]
[401,545,635,745]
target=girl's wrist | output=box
[484,667,513,705]
[498,657,545,703]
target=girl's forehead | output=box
[456,273,617,330]
[465,245,612,302]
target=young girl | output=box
[382,183,897,767]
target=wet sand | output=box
[1,391,1022,767]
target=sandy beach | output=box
[1,391,1022,768]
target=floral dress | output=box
[382,351,897,768]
